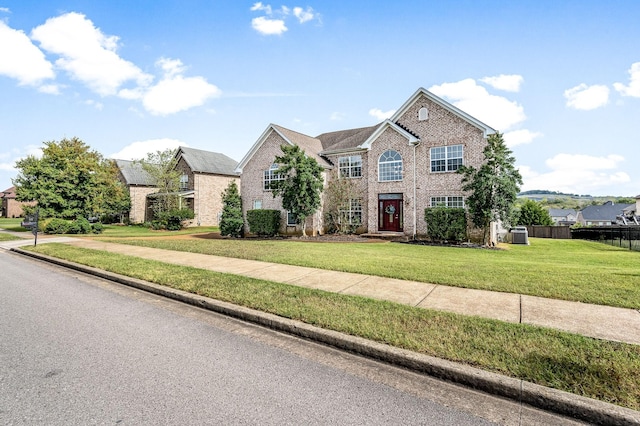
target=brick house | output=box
[115,147,239,226]
[236,88,496,240]
[115,160,157,223]
[1,186,36,218]
[173,147,239,226]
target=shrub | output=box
[44,218,70,234]
[424,207,467,243]
[67,217,92,234]
[246,209,281,236]
[152,208,194,230]
[91,222,104,234]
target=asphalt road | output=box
[0,251,582,425]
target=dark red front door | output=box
[379,198,402,232]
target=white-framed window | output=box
[287,211,297,226]
[264,164,284,190]
[430,144,463,172]
[253,200,262,209]
[418,107,429,121]
[430,196,464,208]
[339,198,363,225]
[179,174,189,190]
[378,150,403,182]
[338,155,362,178]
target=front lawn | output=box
[22,243,640,411]
[0,217,28,232]
[103,236,640,309]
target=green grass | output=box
[23,243,640,410]
[0,217,28,232]
[0,232,23,242]
[95,224,219,238]
[102,237,640,309]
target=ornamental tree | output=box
[457,132,522,245]
[219,180,243,237]
[135,148,181,217]
[13,137,130,220]
[271,144,324,237]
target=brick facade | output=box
[237,88,494,240]
[1,187,36,218]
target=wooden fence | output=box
[525,225,572,239]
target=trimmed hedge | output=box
[246,209,281,237]
[424,207,467,243]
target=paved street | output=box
[0,251,583,425]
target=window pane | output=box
[379,150,402,181]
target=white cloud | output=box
[429,78,525,131]
[251,16,287,35]
[613,62,640,97]
[0,7,10,13]
[564,84,609,110]
[109,139,187,161]
[369,108,395,121]
[503,129,542,147]
[141,58,221,116]
[250,2,272,14]
[0,21,55,86]
[30,12,152,96]
[480,74,523,92]
[330,111,345,121]
[293,6,315,23]
[519,154,630,194]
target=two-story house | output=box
[236,88,496,241]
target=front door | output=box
[379,197,403,232]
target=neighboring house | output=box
[576,201,634,226]
[548,208,577,226]
[115,159,157,224]
[619,195,640,225]
[116,147,240,226]
[236,87,496,241]
[0,186,35,218]
[173,147,239,226]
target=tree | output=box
[323,168,362,234]
[517,199,553,226]
[219,180,243,237]
[458,132,523,245]
[272,144,324,237]
[13,137,130,220]
[135,149,181,217]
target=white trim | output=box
[234,124,295,174]
[358,120,419,150]
[390,88,496,137]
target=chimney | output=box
[636,195,640,216]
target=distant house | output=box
[619,195,640,225]
[236,87,498,241]
[115,160,157,224]
[173,147,239,226]
[0,186,36,218]
[548,208,577,226]
[116,147,240,226]
[576,201,634,226]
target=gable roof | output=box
[548,208,576,218]
[316,125,380,152]
[1,186,16,199]
[235,124,332,173]
[580,202,633,222]
[114,159,155,186]
[176,146,239,176]
[390,87,496,136]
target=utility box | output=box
[511,226,529,245]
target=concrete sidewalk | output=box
[36,238,636,346]
[2,230,639,345]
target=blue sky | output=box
[1,1,639,196]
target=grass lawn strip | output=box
[102,237,640,309]
[26,243,640,411]
[0,233,23,242]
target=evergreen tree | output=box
[458,132,523,245]
[517,199,554,226]
[272,144,324,237]
[219,180,243,237]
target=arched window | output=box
[378,150,403,181]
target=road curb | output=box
[12,247,640,425]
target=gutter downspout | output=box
[412,140,421,240]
